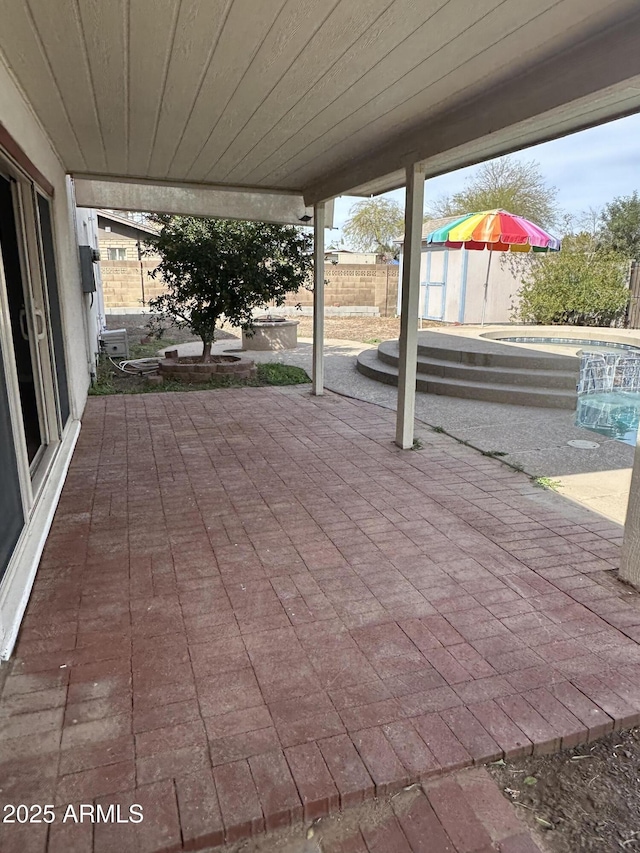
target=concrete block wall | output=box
[284,264,399,317]
[102,261,400,315]
[100,259,165,309]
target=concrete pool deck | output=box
[439,323,640,355]
[163,332,635,525]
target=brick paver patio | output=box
[2,387,640,851]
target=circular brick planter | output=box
[159,351,256,383]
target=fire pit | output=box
[242,315,298,351]
[159,351,256,383]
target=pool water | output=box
[576,391,640,446]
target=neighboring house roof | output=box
[421,216,460,238]
[96,209,160,237]
[395,215,460,245]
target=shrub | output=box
[515,234,629,326]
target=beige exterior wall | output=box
[0,56,89,657]
[285,264,399,316]
[0,60,87,418]
[99,232,140,261]
[326,251,379,265]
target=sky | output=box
[329,112,640,243]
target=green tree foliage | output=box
[516,233,629,327]
[342,198,404,254]
[429,157,559,229]
[147,216,312,361]
[599,191,640,259]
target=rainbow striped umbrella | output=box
[425,209,561,252]
[424,209,561,325]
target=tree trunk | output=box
[202,340,212,363]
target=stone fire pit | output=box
[242,315,298,351]
[159,350,256,383]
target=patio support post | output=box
[312,202,325,396]
[395,163,425,449]
[620,446,640,587]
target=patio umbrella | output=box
[425,210,561,325]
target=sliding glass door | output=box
[0,174,47,466]
[0,156,70,583]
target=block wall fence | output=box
[101,261,399,317]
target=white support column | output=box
[312,202,325,396]
[620,443,640,587]
[395,164,425,449]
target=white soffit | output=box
[0,0,639,204]
[348,80,640,199]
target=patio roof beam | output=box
[302,9,640,205]
[395,164,425,450]
[312,202,325,396]
[73,176,316,227]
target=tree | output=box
[428,157,560,229]
[600,191,640,259]
[342,198,404,254]
[515,233,629,326]
[146,216,312,362]
[579,206,603,240]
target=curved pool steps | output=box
[356,332,580,409]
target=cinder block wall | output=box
[284,265,399,317]
[101,261,399,315]
[100,260,166,309]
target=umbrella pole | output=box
[481,250,493,326]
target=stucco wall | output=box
[0,59,87,419]
[76,208,105,361]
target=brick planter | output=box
[159,351,256,383]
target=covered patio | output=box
[3,386,640,850]
[3,1,640,850]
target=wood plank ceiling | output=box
[1,0,640,199]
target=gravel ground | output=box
[106,312,431,347]
[283,314,443,342]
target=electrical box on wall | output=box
[100,329,129,358]
[79,245,99,293]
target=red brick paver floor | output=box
[223,765,546,853]
[2,387,640,852]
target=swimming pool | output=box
[576,391,640,446]
[500,336,640,356]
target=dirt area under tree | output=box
[488,726,640,852]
